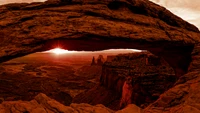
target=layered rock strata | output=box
[74,52,176,109]
[0,0,199,78]
[0,0,200,112]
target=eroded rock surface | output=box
[0,93,114,113]
[74,52,176,109]
[0,93,143,113]
[1,0,200,113]
[116,104,142,113]
[143,44,200,113]
[0,0,199,78]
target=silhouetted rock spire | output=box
[97,55,105,66]
[91,56,96,65]
[91,55,105,66]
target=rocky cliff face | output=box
[101,52,176,98]
[0,0,200,112]
[91,55,105,66]
[143,44,200,113]
[74,52,176,109]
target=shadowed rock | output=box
[0,0,199,78]
[0,93,114,113]
[73,52,176,109]
[1,0,200,113]
[143,43,200,112]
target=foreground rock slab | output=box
[0,93,115,113]
[116,104,142,113]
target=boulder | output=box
[116,104,143,113]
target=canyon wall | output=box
[143,44,200,113]
[74,52,177,109]
[101,52,176,97]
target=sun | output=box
[45,48,75,55]
[51,48,68,54]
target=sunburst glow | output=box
[45,48,75,55]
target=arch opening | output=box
[0,37,194,110]
[40,38,194,79]
[0,48,143,106]
[0,0,199,112]
[0,46,182,110]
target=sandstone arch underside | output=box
[0,0,200,77]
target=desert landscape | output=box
[0,49,137,106]
[0,0,200,113]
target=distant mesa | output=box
[91,55,105,66]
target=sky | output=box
[149,0,200,30]
[0,0,199,29]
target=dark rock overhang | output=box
[0,0,200,77]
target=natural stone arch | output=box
[0,0,200,79]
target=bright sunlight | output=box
[45,48,76,55]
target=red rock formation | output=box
[73,85,121,110]
[0,93,114,113]
[74,52,176,109]
[0,0,200,112]
[91,56,96,65]
[116,104,142,113]
[120,76,133,109]
[91,55,105,66]
[97,55,105,65]
[143,44,200,113]
[145,54,161,66]
[106,56,115,62]
[0,0,199,78]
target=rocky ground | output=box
[0,93,115,113]
[0,92,144,113]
